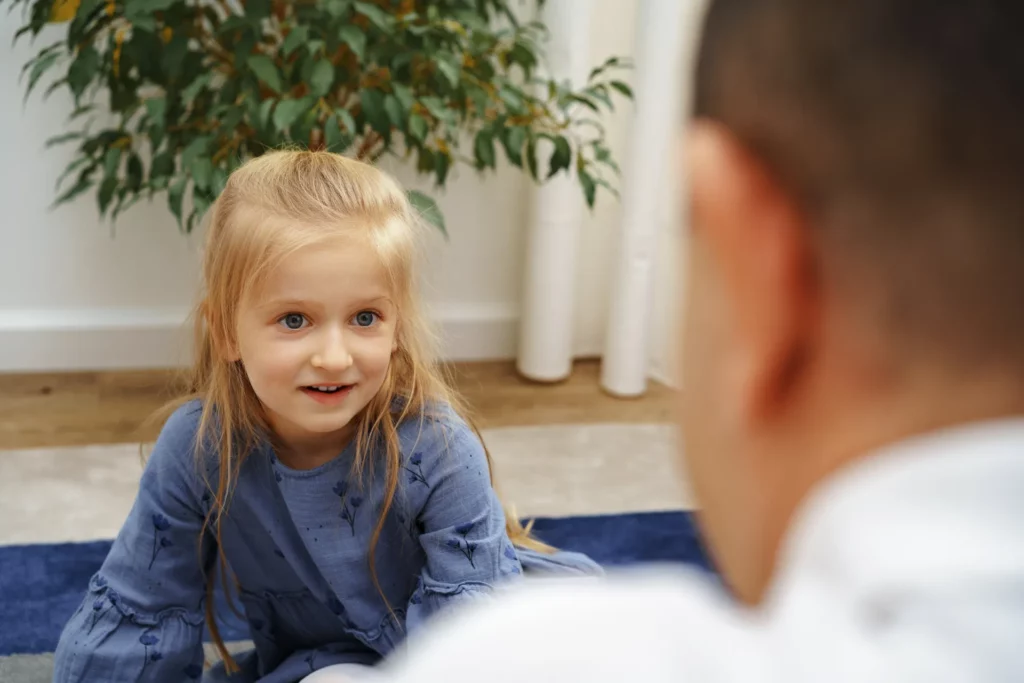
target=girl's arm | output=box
[53,404,214,682]
[402,420,523,632]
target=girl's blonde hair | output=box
[159,149,548,672]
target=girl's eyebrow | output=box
[358,295,396,308]
[260,295,395,310]
[261,298,313,311]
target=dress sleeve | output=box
[53,403,215,682]
[400,420,523,632]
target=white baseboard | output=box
[0,304,522,372]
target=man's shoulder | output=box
[383,567,750,682]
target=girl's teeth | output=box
[310,386,344,393]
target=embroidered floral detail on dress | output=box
[405,453,428,487]
[446,522,478,567]
[139,633,161,674]
[149,514,173,569]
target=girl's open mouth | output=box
[301,385,354,403]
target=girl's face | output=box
[231,236,399,459]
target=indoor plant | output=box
[5,0,630,233]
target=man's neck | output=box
[751,365,1024,606]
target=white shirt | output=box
[378,419,1024,682]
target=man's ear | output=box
[688,120,817,423]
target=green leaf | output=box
[181,73,212,105]
[126,154,143,192]
[246,0,273,22]
[181,136,212,171]
[326,0,352,18]
[273,98,311,132]
[353,1,393,31]
[595,144,620,175]
[128,15,158,32]
[282,25,310,57]
[191,157,214,190]
[163,34,189,79]
[588,84,614,111]
[54,176,94,207]
[416,146,435,173]
[384,94,404,129]
[498,86,525,113]
[310,59,335,97]
[339,25,366,61]
[435,57,460,89]
[56,157,93,190]
[392,83,414,111]
[144,97,166,125]
[578,169,597,208]
[338,108,357,133]
[508,42,537,76]
[168,176,188,227]
[588,55,622,81]
[211,167,229,197]
[360,89,389,131]
[324,114,352,152]
[408,113,428,142]
[548,135,571,178]
[193,190,213,221]
[407,190,446,238]
[474,131,496,169]
[112,191,143,221]
[135,0,177,12]
[247,54,283,93]
[150,152,175,184]
[98,176,119,216]
[500,126,526,167]
[69,105,95,122]
[45,131,84,148]
[593,174,620,199]
[435,150,450,185]
[609,80,633,99]
[24,51,60,102]
[43,76,69,101]
[103,147,122,179]
[67,46,100,100]
[258,99,276,131]
[420,96,452,124]
[568,94,599,112]
[525,133,539,181]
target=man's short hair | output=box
[694,0,1024,372]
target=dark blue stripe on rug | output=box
[0,510,712,656]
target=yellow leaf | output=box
[161,27,173,43]
[49,0,80,23]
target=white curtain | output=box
[515,0,593,382]
[516,0,694,393]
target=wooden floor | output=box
[0,360,675,450]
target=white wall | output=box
[0,0,686,377]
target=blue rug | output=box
[0,510,712,656]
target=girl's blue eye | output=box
[279,313,307,330]
[354,311,378,327]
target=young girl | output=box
[53,150,598,682]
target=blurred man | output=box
[370,1,1024,680]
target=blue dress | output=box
[53,401,599,682]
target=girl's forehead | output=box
[246,238,396,307]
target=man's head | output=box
[680,0,1024,604]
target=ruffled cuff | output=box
[53,577,206,682]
